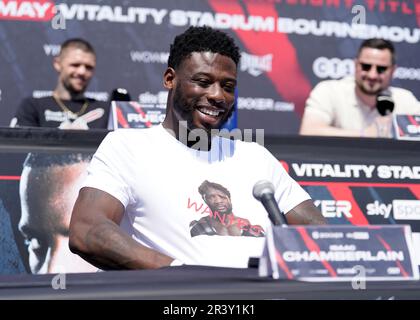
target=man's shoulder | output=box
[232,139,269,157]
[313,76,354,91]
[18,96,56,111]
[103,126,162,144]
[86,97,110,108]
[21,95,53,104]
[389,86,420,111]
[389,85,417,98]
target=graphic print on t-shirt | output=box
[188,180,265,238]
[44,108,105,129]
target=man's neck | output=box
[53,84,84,101]
[162,117,213,151]
[355,86,377,109]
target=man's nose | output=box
[75,65,88,76]
[367,66,379,78]
[214,195,225,203]
[207,83,225,105]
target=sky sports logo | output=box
[314,199,420,221]
[0,1,55,21]
[393,200,420,221]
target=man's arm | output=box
[300,112,393,138]
[285,199,327,225]
[299,113,361,137]
[12,98,40,127]
[69,187,174,270]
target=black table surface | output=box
[1,266,420,300]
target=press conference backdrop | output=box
[1,0,420,135]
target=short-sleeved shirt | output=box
[83,125,311,268]
[12,96,110,129]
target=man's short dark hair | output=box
[168,26,241,69]
[358,38,396,64]
[23,152,92,169]
[198,180,231,200]
[59,38,95,56]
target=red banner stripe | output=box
[326,184,370,225]
[274,250,294,280]
[116,106,130,128]
[208,0,312,116]
[0,176,21,180]
[296,226,337,277]
[300,181,420,189]
[376,235,409,278]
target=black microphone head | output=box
[376,91,394,116]
[110,88,131,102]
[252,180,275,200]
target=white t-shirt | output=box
[83,125,310,268]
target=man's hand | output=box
[362,114,393,138]
[59,118,89,130]
[69,187,174,270]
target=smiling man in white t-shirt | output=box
[69,26,326,270]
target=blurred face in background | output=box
[53,47,96,95]
[355,47,395,96]
[18,162,96,274]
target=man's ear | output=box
[53,56,61,73]
[163,67,176,90]
[390,64,397,76]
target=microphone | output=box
[110,88,131,102]
[376,90,394,116]
[253,180,287,226]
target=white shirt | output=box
[83,125,310,268]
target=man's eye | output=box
[224,84,235,93]
[196,79,210,86]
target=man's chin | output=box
[65,83,87,96]
[71,88,86,95]
[189,123,222,134]
[360,85,382,96]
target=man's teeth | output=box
[199,108,224,116]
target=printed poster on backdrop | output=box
[279,159,420,232]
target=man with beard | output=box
[190,180,265,237]
[69,26,326,270]
[300,39,420,138]
[11,38,109,129]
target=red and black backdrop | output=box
[1,0,420,135]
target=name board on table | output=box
[259,225,419,281]
[108,101,165,129]
[393,114,420,141]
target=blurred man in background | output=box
[300,38,420,138]
[11,38,109,130]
